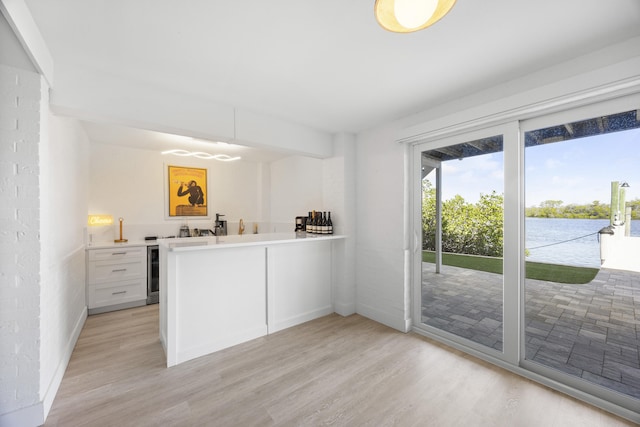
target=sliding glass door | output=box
[412,94,640,415]
[413,123,520,362]
[522,104,640,405]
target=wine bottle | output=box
[313,210,318,234]
[309,211,315,234]
[306,211,312,233]
[327,211,333,234]
[322,212,328,234]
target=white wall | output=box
[0,63,44,426]
[39,113,89,417]
[325,133,357,316]
[88,143,267,240]
[355,124,409,331]
[0,58,89,427]
[0,62,89,427]
[269,155,324,232]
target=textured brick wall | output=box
[0,64,42,415]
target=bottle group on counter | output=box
[306,210,333,235]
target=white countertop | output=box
[85,240,156,249]
[160,232,345,252]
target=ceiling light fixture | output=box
[161,149,241,162]
[374,0,456,33]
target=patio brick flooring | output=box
[421,264,640,400]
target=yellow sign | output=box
[87,215,114,226]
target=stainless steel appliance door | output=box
[147,245,159,304]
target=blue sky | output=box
[430,127,640,206]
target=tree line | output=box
[526,199,640,220]
[422,179,639,257]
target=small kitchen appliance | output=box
[295,215,307,238]
[295,216,306,232]
[214,213,227,236]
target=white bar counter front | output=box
[159,232,345,367]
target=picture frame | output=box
[166,165,209,218]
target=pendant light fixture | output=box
[161,149,241,162]
[374,0,456,33]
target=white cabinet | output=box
[162,245,268,366]
[86,246,147,314]
[161,234,343,367]
[267,240,333,333]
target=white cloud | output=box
[545,158,562,169]
[440,154,505,203]
[441,162,460,173]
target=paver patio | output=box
[421,264,640,399]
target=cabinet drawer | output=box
[88,278,147,309]
[88,246,146,262]
[88,258,146,284]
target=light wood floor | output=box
[45,305,635,426]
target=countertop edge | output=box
[85,241,154,250]
[162,234,346,252]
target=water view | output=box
[526,217,640,268]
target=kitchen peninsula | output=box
[159,233,345,367]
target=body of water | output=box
[526,218,640,268]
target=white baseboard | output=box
[0,402,43,427]
[269,306,334,334]
[333,301,356,317]
[175,325,269,366]
[42,305,87,419]
[356,303,411,332]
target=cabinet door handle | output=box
[112,268,127,272]
[112,291,127,295]
[112,252,127,255]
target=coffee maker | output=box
[214,213,228,236]
[295,216,306,232]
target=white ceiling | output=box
[21,0,640,158]
[82,121,290,163]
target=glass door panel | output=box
[524,109,640,401]
[420,135,505,352]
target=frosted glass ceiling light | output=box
[161,149,241,162]
[375,0,456,33]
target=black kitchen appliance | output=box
[214,213,227,236]
[295,216,306,232]
[147,245,159,304]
